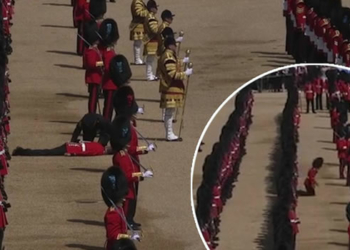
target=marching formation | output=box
[0,0,14,249]
[195,87,254,249]
[11,0,194,249]
[283,0,350,65]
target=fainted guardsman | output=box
[158,37,193,141]
[129,0,148,65]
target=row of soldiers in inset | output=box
[72,0,193,141]
[284,0,350,64]
[0,1,15,249]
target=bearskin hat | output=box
[161,9,175,20]
[89,0,107,19]
[101,166,128,207]
[110,55,132,88]
[312,157,324,168]
[161,27,174,39]
[111,238,137,250]
[110,115,132,151]
[113,86,139,117]
[146,0,158,10]
[164,37,176,48]
[346,202,350,221]
[83,20,100,45]
[99,18,119,46]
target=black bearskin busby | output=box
[111,238,137,250]
[110,115,132,151]
[101,166,128,207]
[346,202,350,221]
[89,0,107,19]
[110,55,132,88]
[99,18,119,47]
[84,20,100,45]
[113,86,139,117]
[312,157,324,169]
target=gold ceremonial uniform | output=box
[129,0,149,41]
[158,49,186,108]
[143,12,159,55]
[156,21,171,56]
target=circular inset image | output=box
[191,64,350,250]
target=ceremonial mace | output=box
[174,49,191,123]
[178,62,193,139]
[176,31,184,56]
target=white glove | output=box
[142,170,154,178]
[183,57,190,63]
[147,143,156,151]
[137,107,144,115]
[176,36,184,43]
[131,232,141,241]
[185,68,193,76]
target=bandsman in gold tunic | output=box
[130,0,148,64]
[143,0,159,81]
[158,37,193,141]
[156,10,175,57]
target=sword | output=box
[178,62,193,138]
[128,153,152,172]
[175,49,191,123]
[135,128,157,149]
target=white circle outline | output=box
[190,63,350,249]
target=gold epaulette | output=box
[117,234,131,240]
[137,146,147,151]
[296,6,305,14]
[119,150,126,156]
[132,172,142,177]
[96,61,104,67]
[332,30,340,39]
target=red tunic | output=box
[313,78,322,94]
[112,151,139,199]
[304,83,314,100]
[295,2,306,31]
[73,0,87,23]
[104,207,128,250]
[127,125,146,172]
[84,47,103,85]
[65,142,105,156]
[102,48,117,90]
[304,168,318,188]
[337,139,348,159]
[289,209,299,234]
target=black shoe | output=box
[129,223,141,230]
[132,221,141,227]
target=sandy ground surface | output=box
[7,1,350,250]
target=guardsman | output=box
[304,77,316,113]
[83,21,104,113]
[73,0,86,28]
[303,157,324,196]
[143,0,159,81]
[156,10,174,57]
[76,0,90,55]
[101,166,140,250]
[289,203,300,249]
[99,18,119,121]
[158,37,193,141]
[314,73,323,110]
[130,0,148,65]
[111,116,153,230]
[293,0,307,62]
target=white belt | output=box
[81,143,86,152]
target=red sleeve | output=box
[307,168,317,185]
[105,210,125,240]
[84,49,101,70]
[127,126,146,156]
[113,153,139,183]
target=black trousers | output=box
[315,94,323,110]
[306,99,315,113]
[76,21,84,55]
[103,90,115,121]
[88,84,100,114]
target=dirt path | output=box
[296,99,349,250]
